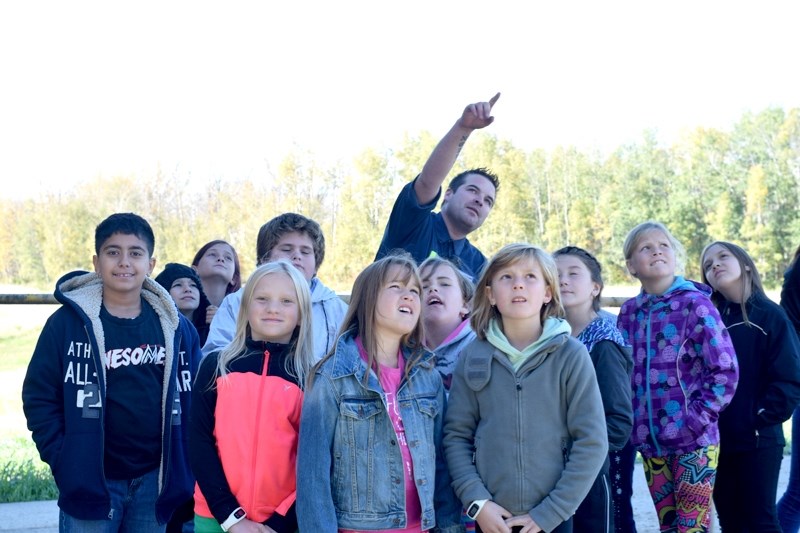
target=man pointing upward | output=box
[375,93,501,282]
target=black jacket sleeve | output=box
[22,313,68,470]
[781,264,800,333]
[188,354,240,522]
[590,340,634,451]
[756,305,800,427]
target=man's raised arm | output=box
[414,92,500,205]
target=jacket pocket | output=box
[55,432,107,510]
[340,398,383,423]
[415,395,440,446]
[415,396,439,418]
[561,437,572,467]
[683,401,716,446]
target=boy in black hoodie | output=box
[22,213,201,532]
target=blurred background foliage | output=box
[2,106,798,293]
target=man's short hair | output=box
[256,213,325,269]
[447,167,500,194]
[94,213,155,256]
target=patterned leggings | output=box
[642,445,718,533]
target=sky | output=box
[1,1,799,200]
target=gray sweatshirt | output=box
[443,333,608,532]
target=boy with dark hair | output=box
[203,212,347,360]
[375,94,501,282]
[22,212,201,532]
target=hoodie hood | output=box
[310,277,342,304]
[426,320,477,391]
[54,270,181,386]
[428,319,475,352]
[486,317,571,372]
[56,270,179,324]
[634,276,710,309]
[309,278,348,359]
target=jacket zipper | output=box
[249,350,270,512]
[159,329,182,502]
[85,323,114,519]
[515,377,524,508]
[644,307,661,457]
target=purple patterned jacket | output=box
[617,276,739,458]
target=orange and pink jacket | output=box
[189,339,303,524]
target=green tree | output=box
[326,148,396,291]
[740,164,776,279]
[461,134,531,256]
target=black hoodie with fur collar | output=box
[22,270,202,523]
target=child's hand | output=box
[475,500,513,533]
[206,305,218,324]
[505,513,542,533]
[229,518,275,532]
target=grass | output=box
[0,327,56,502]
[0,327,42,372]
[0,437,57,503]
[0,296,58,502]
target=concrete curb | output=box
[0,499,57,533]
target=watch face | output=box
[234,509,246,519]
[467,503,480,518]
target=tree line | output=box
[1,106,798,293]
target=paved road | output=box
[0,499,58,533]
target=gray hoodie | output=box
[443,330,608,532]
[426,320,476,391]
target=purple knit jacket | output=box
[616,276,739,458]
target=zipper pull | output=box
[262,350,271,375]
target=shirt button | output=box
[390,439,396,445]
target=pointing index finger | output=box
[488,92,501,108]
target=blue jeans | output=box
[59,468,164,533]
[779,407,800,533]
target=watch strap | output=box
[466,498,489,519]
[220,507,246,532]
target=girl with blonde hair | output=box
[190,261,314,533]
[444,243,608,533]
[617,222,739,532]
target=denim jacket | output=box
[297,332,463,533]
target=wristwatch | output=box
[466,499,489,520]
[220,507,246,531]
